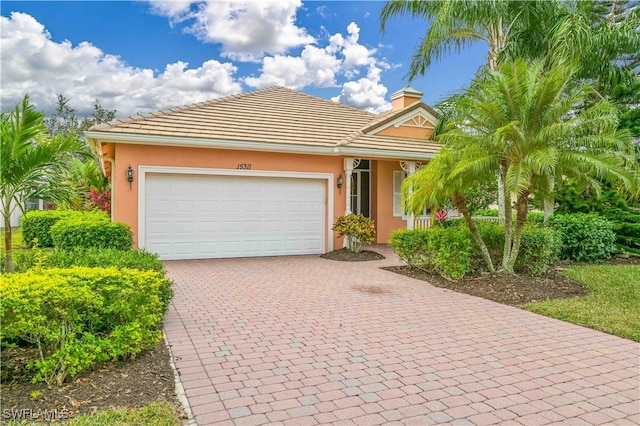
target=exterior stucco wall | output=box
[375,125,433,140]
[375,160,407,243]
[112,143,351,251]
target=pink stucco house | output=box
[86,86,441,260]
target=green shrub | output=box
[389,229,432,268]
[517,225,562,275]
[332,214,376,253]
[472,221,505,271]
[51,220,133,251]
[467,221,561,275]
[390,227,471,280]
[50,248,170,312]
[14,248,172,313]
[0,267,168,384]
[548,213,616,262]
[526,212,545,225]
[21,210,108,248]
[473,209,499,217]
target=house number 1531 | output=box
[237,163,252,170]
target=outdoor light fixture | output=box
[127,165,134,190]
[337,174,343,192]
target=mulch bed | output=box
[1,339,184,423]
[320,248,385,262]
[383,265,588,307]
[383,255,640,308]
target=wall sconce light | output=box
[337,174,343,193]
[127,165,134,190]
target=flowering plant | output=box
[435,210,448,226]
[332,214,376,253]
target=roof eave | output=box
[85,131,436,161]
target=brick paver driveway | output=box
[164,246,639,425]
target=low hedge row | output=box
[390,222,562,279]
[548,213,616,262]
[21,210,109,248]
[389,227,471,280]
[0,267,169,384]
[13,248,172,313]
[51,220,133,251]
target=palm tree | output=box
[403,146,496,273]
[380,0,562,222]
[380,0,638,221]
[59,158,109,210]
[407,59,636,274]
[1,95,90,272]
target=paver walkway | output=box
[163,246,639,425]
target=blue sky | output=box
[1,1,487,118]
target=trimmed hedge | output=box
[517,225,562,275]
[13,248,172,313]
[548,213,616,262]
[391,221,561,278]
[50,220,133,251]
[390,227,471,280]
[21,210,108,248]
[0,267,168,384]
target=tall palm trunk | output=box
[543,178,555,222]
[4,213,14,273]
[500,163,514,273]
[506,190,532,273]
[454,193,495,274]
[498,171,506,222]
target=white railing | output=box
[413,217,431,229]
[471,216,501,222]
[412,215,500,229]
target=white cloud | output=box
[245,45,341,89]
[245,21,394,112]
[0,12,242,117]
[332,78,390,114]
[148,0,314,62]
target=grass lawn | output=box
[7,402,181,425]
[0,227,25,250]
[526,265,640,342]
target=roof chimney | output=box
[390,86,423,111]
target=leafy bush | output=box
[517,225,562,275]
[51,220,133,251]
[467,221,561,275]
[21,210,108,248]
[389,229,432,268]
[526,212,545,225]
[473,209,499,217]
[548,213,616,262]
[332,214,376,253]
[14,248,172,313]
[0,267,168,384]
[555,183,640,254]
[390,227,471,280]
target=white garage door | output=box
[144,173,326,260]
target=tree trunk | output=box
[506,191,532,273]
[500,164,513,273]
[4,214,14,273]
[543,177,555,222]
[498,169,506,223]
[454,193,495,274]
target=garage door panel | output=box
[145,173,326,260]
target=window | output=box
[393,170,406,217]
[393,171,432,218]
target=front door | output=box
[350,160,370,218]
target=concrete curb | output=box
[163,330,196,426]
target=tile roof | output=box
[88,86,441,156]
